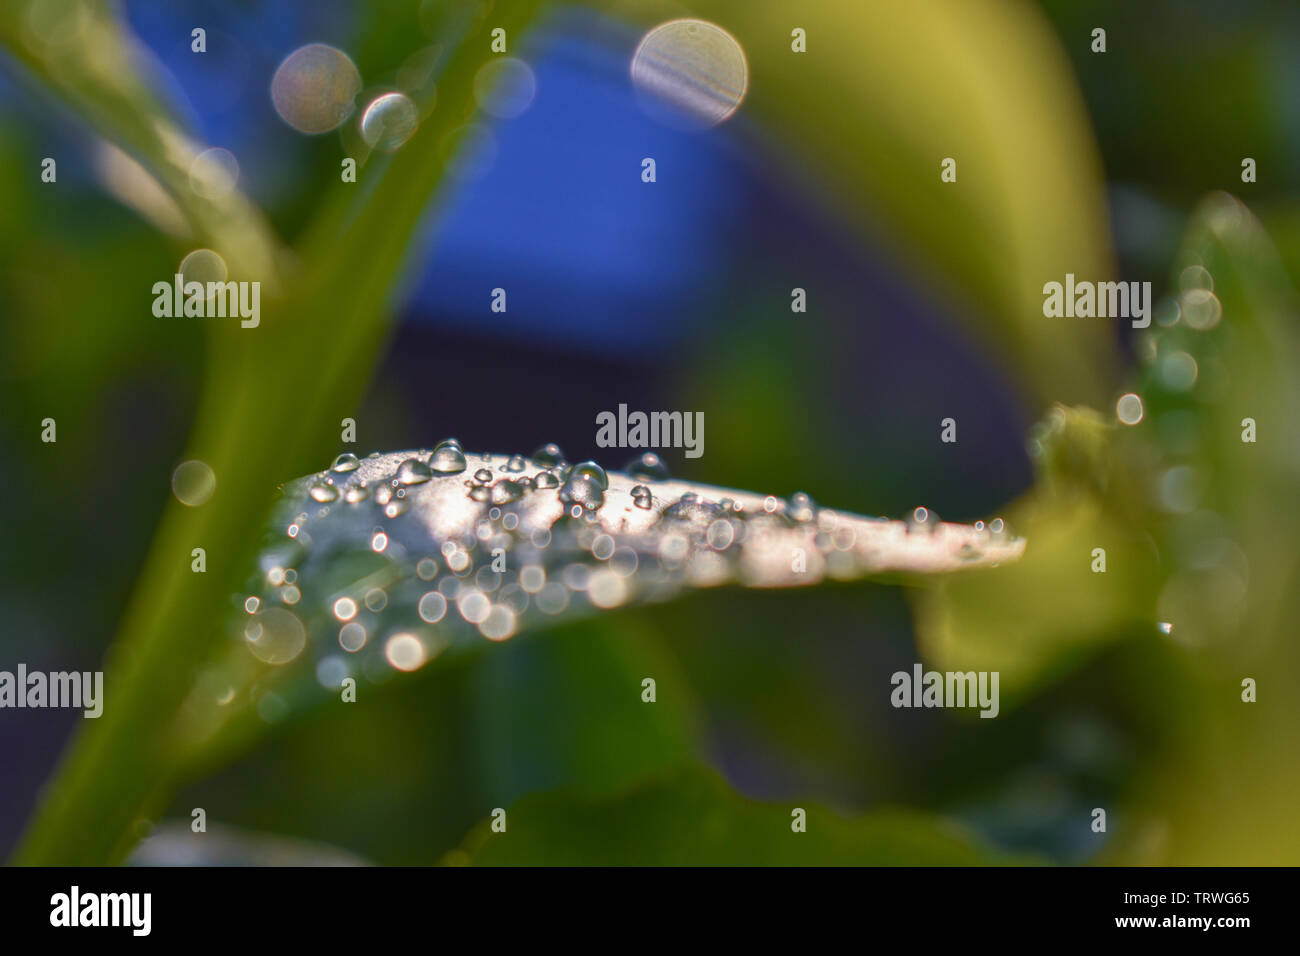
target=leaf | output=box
[914,404,1161,698]
[127,821,371,867]
[456,764,1035,865]
[9,0,549,866]
[674,0,1119,407]
[165,444,1026,758]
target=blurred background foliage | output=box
[0,0,1297,864]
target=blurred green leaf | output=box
[459,764,1036,865]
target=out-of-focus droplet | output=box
[244,607,306,664]
[473,57,536,119]
[788,492,816,523]
[339,621,366,651]
[188,147,240,200]
[309,481,338,503]
[271,43,361,134]
[1116,392,1144,425]
[172,459,216,506]
[1178,264,1213,293]
[907,506,938,534]
[491,479,524,504]
[360,91,419,151]
[532,443,565,467]
[418,591,447,623]
[631,19,748,130]
[627,452,670,482]
[1180,288,1222,331]
[384,632,427,671]
[1157,350,1199,392]
[179,248,228,286]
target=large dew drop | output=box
[631,19,748,130]
[271,43,361,134]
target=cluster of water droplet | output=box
[1115,194,1252,643]
[221,439,1023,722]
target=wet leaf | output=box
[171,445,1025,754]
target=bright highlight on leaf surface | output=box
[237,443,1025,689]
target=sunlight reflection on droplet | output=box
[172,459,216,506]
[360,92,419,151]
[385,632,427,671]
[631,19,747,130]
[1116,393,1144,426]
[473,57,536,119]
[271,43,361,134]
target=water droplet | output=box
[339,622,367,652]
[473,57,537,119]
[532,443,565,467]
[569,460,609,489]
[1179,264,1214,293]
[534,471,559,489]
[331,452,361,473]
[418,591,447,623]
[172,460,216,507]
[244,607,306,665]
[627,452,670,481]
[188,147,239,200]
[788,492,816,523]
[491,479,524,504]
[504,454,527,472]
[427,440,467,474]
[706,518,735,550]
[479,605,518,640]
[309,481,339,503]
[1180,288,1222,331]
[396,457,433,485]
[360,91,418,151]
[384,632,427,672]
[631,19,748,130]
[344,483,369,504]
[907,506,938,533]
[592,533,616,560]
[178,247,228,286]
[271,43,361,134]
[560,468,606,511]
[631,484,654,510]
[1116,392,1144,426]
[473,467,493,483]
[1157,350,1199,392]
